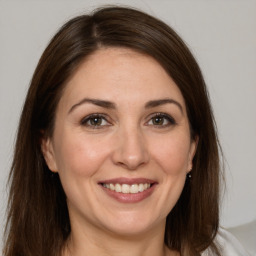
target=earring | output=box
[187,169,192,179]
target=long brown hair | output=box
[3,6,222,256]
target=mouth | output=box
[98,178,157,203]
[100,183,152,194]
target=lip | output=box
[98,177,157,185]
[98,177,158,203]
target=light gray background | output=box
[1,0,256,250]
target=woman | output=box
[3,6,248,256]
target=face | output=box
[42,48,197,238]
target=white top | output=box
[202,228,251,256]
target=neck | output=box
[63,220,177,256]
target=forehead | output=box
[59,47,186,109]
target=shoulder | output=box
[201,228,251,256]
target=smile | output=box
[98,178,157,203]
[102,183,151,194]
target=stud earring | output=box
[187,168,192,179]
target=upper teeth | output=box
[102,183,151,194]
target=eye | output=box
[81,114,110,128]
[147,113,176,127]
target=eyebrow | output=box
[145,99,183,114]
[69,98,116,113]
[69,97,183,114]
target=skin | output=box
[42,47,197,256]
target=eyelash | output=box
[146,112,176,128]
[80,112,176,129]
[80,113,111,128]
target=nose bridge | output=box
[112,123,149,170]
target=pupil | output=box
[154,117,163,125]
[91,117,101,126]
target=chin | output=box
[98,211,165,237]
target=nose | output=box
[111,127,150,170]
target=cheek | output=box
[53,131,109,177]
[151,133,191,175]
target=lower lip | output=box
[100,184,156,203]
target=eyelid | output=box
[80,113,112,127]
[145,112,177,127]
[79,112,176,129]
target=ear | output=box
[41,136,58,173]
[187,136,199,172]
